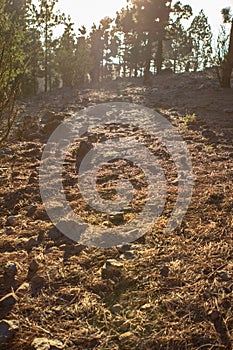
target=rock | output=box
[33,209,49,221]
[41,111,64,125]
[78,140,93,156]
[117,243,132,254]
[109,212,124,225]
[28,172,38,185]
[122,251,135,260]
[210,310,220,321]
[217,271,230,281]
[4,262,17,279]
[102,259,123,280]
[160,265,169,277]
[224,108,233,114]
[5,216,20,227]
[28,260,39,274]
[5,227,15,235]
[171,179,179,186]
[30,275,46,296]
[48,227,63,241]
[111,304,122,313]
[0,320,18,346]
[25,238,38,252]
[63,244,85,261]
[0,293,18,309]
[32,337,64,350]
[105,259,124,269]
[42,120,61,135]
[119,321,130,332]
[202,130,216,140]
[26,205,37,217]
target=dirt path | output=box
[0,73,232,349]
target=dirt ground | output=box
[0,71,232,350]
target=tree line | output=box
[0,0,233,102]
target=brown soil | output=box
[0,71,233,350]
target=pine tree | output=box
[28,0,65,92]
[164,2,193,72]
[74,29,92,85]
[130,0,172,80]
[55,18,76,87]
[0,0,27,144]
[188,10,213,71]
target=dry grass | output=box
[0,78,232,350]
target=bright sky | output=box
[54,0,233,39]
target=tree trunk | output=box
[156,37,163,74]
[144,32,152,82]
[221,19,233,88]
[44,8,48,93]
[134,63,138,78]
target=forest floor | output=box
[0,71,233,350]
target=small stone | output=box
[4,262,17,279]
[102,259,123,280]
[119,321,130,332]
[32,337,64,350]
[25,238,38,252]
[30,276,46,296]
[224,108,233,114]
[105,259,124,269]
[5,227,15,235]
[5,216,20,227]
[26,205,37,217]
[218,271,230,281]
[160,265,169,277]
[202,130,216,139]
[63,244,85,261]
[122,251,135,260]
[111,304,122,313]
[171,179,179,186]
[0,320,18,345]
[0,293,18,309]
[77,140,93,157]
[48,227,62,241]
[210,310,220,321]
[117,243,132,254]
[28,172,38,184]
[42,120,61,135]
[28,260,39,274]
[109,212,124,225]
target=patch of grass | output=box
[182,113,197,125]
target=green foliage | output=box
[75,36,92,85]
[164,2,193,72]
[182,113,197,125]
[89,18,114,82]
[0,0,28,144]
[28,0,65,92]
[55,20,76,87]
[130,0,172,77]
[188,10,213,71]
[0,0,224,107]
